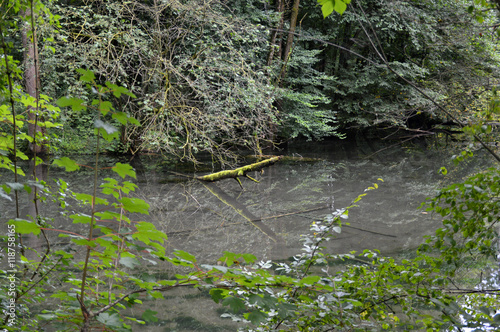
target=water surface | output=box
[2,138,486,331]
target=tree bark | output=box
[267,0,285,66]
[280,0,300,83]
[21,5,46,154]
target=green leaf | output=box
[96,210,128,222]
[119,197,149,214]
[430,298,445,309]
[112,163,136,179]
[353,193,367,203]
[210,288,229,303]
[299,275,320,286]
[318,0,334,18]
[6,182,24,191]
[479,306,491,316]
[125,316,145,325]
[94,119,117,135]
[112,111,128,125]
[105,82,137,98]
[37,313,57,320]
[334,0,347,14]
[318,0,348,16]
[120,256,140,268]
[346,299,363,307]
[39,121,61,129]
[0,187,12,201]
[53,157,80,171]
[128,117,140,125]
[277,303,297,318]
[174,250,197,263]
[75,193,108,205]
[70,214,92,224]
[245,310,267,325]
[220,251,237,266]
[96,312,121,327]
[141,309,158,323]
[132,222,168,245]
[149,291,164,299]
[56,97,86,112]
[248,294,277,309]
[242,253,257,264]
[95,237,118,251]
[77,68,95,83]
[201,264,228,273]
[8,219,41,235]
[98,101,114,115]
[222,296,246,313]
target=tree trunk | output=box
[267,0,285,66]
[280,0,300,83]
[21,5,46,154]
[266,0,289,144]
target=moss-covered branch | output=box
[197,156,283,182]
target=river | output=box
[1,137,492,331]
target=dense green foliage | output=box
[42,1,280,162]
[310,0,500,131]
[6,0,500,160]
[35,0,349,161]
[1,0,500,331]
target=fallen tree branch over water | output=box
[197,156,283,183]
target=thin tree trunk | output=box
[21,5,46,154]
[266,0,286,144]
[267,0,285,66]
[280,0,300,83]
[276,0,288,61]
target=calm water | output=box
[1,138,491,331]
[130,138,456,260]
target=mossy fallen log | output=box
[196,156,283,182]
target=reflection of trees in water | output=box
[4,149,447,265]
[140,177,282,261]
[134,156,436,261]
[12,148,448,263]
[201,182,282,243]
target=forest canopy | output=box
[3,0,500,162]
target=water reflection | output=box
[0,140,458,262]
[2,138,492,331]
[133,142,447,263]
